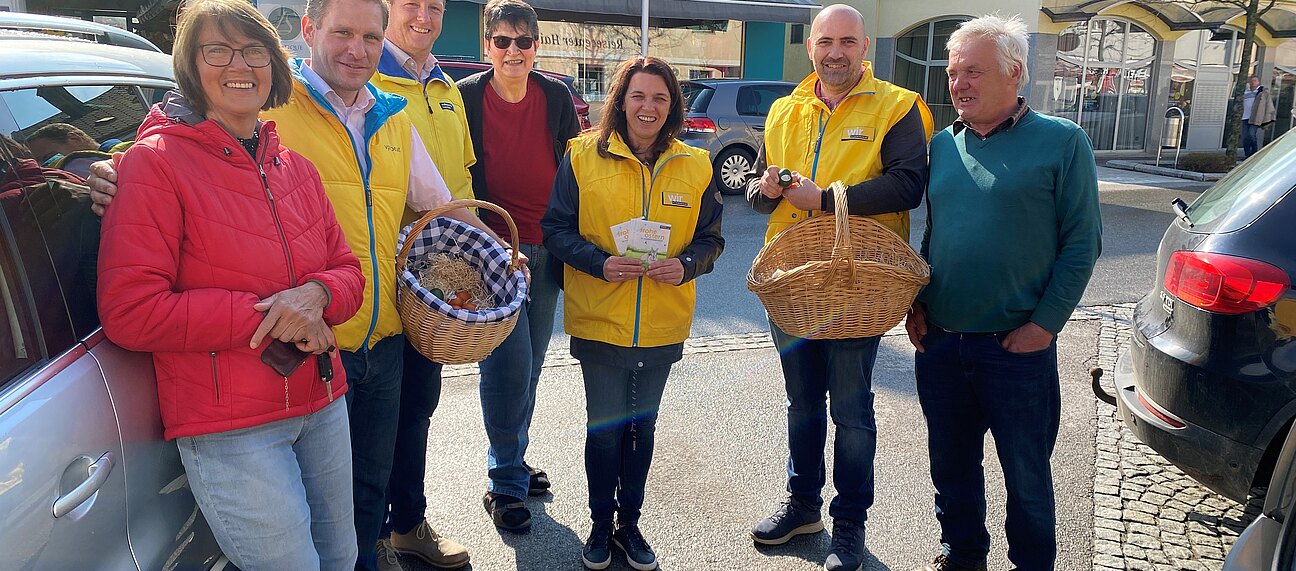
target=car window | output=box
[1184,129,1296,233]
[0,150,47,388]
[0,84,150,159]
[736,85,792,117]
[683,83,713,113]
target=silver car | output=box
[678,79,795,195]
[1224,421,1296,568]
[0,29,226,570]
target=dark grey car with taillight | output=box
[678,79,795,195]
[1115,130,1296,503]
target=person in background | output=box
[905,14,1101,571]
[370,0,474,567]
[542,55,724,571]
[456,0,580,534]
[1242,74,1276,159]
[95,0,365,568]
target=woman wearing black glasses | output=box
[96,0,363,568]
[455,0,582,534]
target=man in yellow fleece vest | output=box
[370,0,475,567]
[744,5,932,571]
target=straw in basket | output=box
[747,181,930,339]
[396,199,527,365]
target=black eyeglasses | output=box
[200,43,273,68]
[489,35,535,50]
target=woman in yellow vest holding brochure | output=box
[541,56,723,571]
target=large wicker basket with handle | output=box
[396,199,527,365]
[748,181,930,339]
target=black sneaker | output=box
[750,498,824,545]
[824,519,865,571]
[612,524,658,571]
[582,520,614,570]
[482,491,532,533]
[913,554,988,571]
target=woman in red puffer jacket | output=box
[96,0,363,568]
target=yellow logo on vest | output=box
[841,127,876,142]
[661,192,691,208]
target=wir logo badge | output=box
[841,126,876,142]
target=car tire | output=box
[713,146,754,196]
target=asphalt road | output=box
[401,167,1214,571]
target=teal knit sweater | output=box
[918,110,1102,334]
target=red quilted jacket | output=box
[98,94,364,440]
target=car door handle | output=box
[53,452,114,518]
[752,125,765,132]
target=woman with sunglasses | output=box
[456,0,582,533]
[542,56,724,571]
[97,0,363,568]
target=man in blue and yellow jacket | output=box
[744,5,932,570]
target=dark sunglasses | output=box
[490,35,535,50]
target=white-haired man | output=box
[905,15,1101,571]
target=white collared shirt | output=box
[299,61,449,212]
[383,40,439,84]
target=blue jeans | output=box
[769,321,880,524]
[580,359,672,524]
[177,398,356,571]
[915,326,1060,571]
[478,243,560,499]
[1244,122,1261,158]
[382,339,443,536]
[341,334,405,571]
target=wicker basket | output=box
[396,199,524,365]
[748,182,930,339]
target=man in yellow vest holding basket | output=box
[744,5,932,571]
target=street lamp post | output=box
[641,0,648,56]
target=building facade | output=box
[784,0,1296,156]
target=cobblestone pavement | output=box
[1090,304,1263,570]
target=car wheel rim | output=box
[720,154,751,190]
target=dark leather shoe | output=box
[913,554,988,571]
[525,462,551,496]
[482,492,531,533]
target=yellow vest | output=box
[563,133,711,348]
[371,65,475,202]
[262,76,413,351]
[762,63,934,243]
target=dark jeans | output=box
[341,334,405,571]
[478,244,560,499]
[381,340,443,537]
[580,359,671,525]
[914,326,1060,571]
[1244,122,1262,158]
[769,321,880,524]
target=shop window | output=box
[577,64,605,103]
[892,18,966,129]
[790,24,803,45]
[1052,18,1157,151]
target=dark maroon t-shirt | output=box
[481,76,557,245]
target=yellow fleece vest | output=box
[371,71,475,202]
[262,83,413,351]
[763,63,934,243]
[563,133,711,348]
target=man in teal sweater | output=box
[905,15,1101,571]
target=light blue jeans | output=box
[177,398,357,571]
